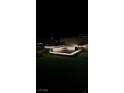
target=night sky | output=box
[37,1,88,40]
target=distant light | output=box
[37,42,43,45]
[50,37,54,40]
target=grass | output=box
[37,51,88,89]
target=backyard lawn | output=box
[36,51,88,91]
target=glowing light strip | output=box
[49,49,81,56]
[44,44,88,56]
[78,45,88,49]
